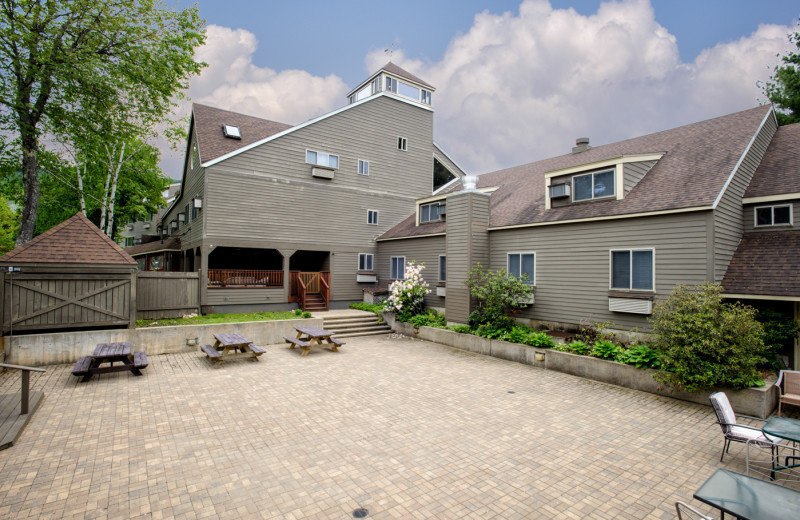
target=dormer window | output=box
[222,125,241,139]
[420,201,445,223]
[755,204,792,227]
[386,77,397,93]
[573,169,615,201]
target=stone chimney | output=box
[572,137,591,154]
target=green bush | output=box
[410,310,447,329]
[293,308,303,316]
[552,343,571,352]
[502,325,530,344]
[524,331,556,348]
[301,311,311,319]
[464,263,534,325]
[449,324,473,334]
[650,282,768,391]
[566,340,591,355]
[350,301,384,318]
[618,343,661,369]
[591,340,624,361]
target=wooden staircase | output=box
[303,294,328,312]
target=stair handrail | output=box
[320,276,330,310]
[297,276,307,311]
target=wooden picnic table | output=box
[72,342,148,382]
[199,333,266,367]
[284,325,345,356]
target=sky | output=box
[163,0,800,176]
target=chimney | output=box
[572,137,591,154]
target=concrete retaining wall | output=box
[395,322,778,418]
[1,318,322,367]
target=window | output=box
[390,256,405,279]
[306,150,339,168]
[397,137,407,151]
[421,89,431,105]
[136,257,146,271]
[184,203,190,223]
[755,204,792,227]
[439,255,446,282]
[358,253,374,271]
[148,255,164,271]
[420,201,444,223]
[573,169,615,201]
[611,249,654,291]
[358,160,369,175]
[368,210,379,225]
[507,252,535,284]
[385,76,397,93]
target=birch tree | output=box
[0,0,205,245]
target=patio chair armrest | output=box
[736,414,767,423]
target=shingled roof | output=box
[744,122,800,198]
[0,213,136,265]
[193,103,293,164]
[379,105,773,240]
[124,237,181,256]
[722,231,800,297]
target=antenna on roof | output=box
[384,42,398,59]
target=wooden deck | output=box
[0,390,44,450]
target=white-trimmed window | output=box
[611,249,654,291]
[507,252,535,284]
[439,255,446,282]
[573,169,615,201]
[755,204,792,227]
[306,150,339,168]
[390,256,405,279]
[368,210,378,225]
[420,201,444,223]
[358,253,373,271]
[358,160,369,175]
[397,137,407,151]
[386,76,398,93]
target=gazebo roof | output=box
[0,213,137,265]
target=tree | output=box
[0,0,206,245]
[0,196,18,256]
[763,18,800,125]
[463,263,534,326]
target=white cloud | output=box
[381,0,794,173]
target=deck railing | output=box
[208,269,283,288]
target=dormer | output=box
[544,153,664,209]
[415,195,447,225]
[347,62,435,108]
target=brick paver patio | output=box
[0,334,787,519]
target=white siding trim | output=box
[433,141,469,177]
[742,193,800,204]
[201,92,432,168]
[723,293,800,302]
[543,153,665,178]
[712,107,774,209]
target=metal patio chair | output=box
[709,391,779,462]
[776,370,800,417]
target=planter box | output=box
[387,321,778,418]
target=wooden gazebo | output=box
[0,213,138,334]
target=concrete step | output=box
[333,330,393,339]
[323,317,382,326]
[325,323,391,334]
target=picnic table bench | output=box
[285,326,345,356]
[200,333,265,367]
[72,342,148,382]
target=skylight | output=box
[222,124,241,139]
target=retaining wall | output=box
[1,318,322,367]
[394,322,778,419]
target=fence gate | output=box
[1,272,133,334]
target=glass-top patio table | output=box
[762,416,800,480]
[693,468,800,520]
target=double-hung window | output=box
[368,210,378,225]
[358,253,373,271]
[439,255,446,282]
[755,204,792,227]
[358,160,369,175]
[573,169,615,201]
[397,137,407,151]
[507,252,535,284]
[420,201,444,223]
[611,249,654,291]
[306,150,339,168]
[390,256,405,279]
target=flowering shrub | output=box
[383,260,430,321]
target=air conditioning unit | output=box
[439,205,446,216]
[549,183,571,199]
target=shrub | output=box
[301,311,311,319]
[475,323,508,339]
[293,308,302,316]
[449,324,473,335]
[502,325,530,344]
[591,340,624,361]
[350,301,385,318]
[464,263,533,325]
[552,343,571,352]
[650,282,768,391]
[618,343,661,369]
[566,340,591,355]
[383,261,430,321]
[410,310,447,329]
[524,331,556,348]
[756,309,799,371]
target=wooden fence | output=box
[1,271,134,334]
[136,271,200,319]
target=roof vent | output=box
[462,175,478,191]
[222,124,241,139]
[572,137,590,154]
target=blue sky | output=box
[166,0,800,174]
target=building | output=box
[118,182,181,248]
[126,62,465,312]
[377,105,800,369]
